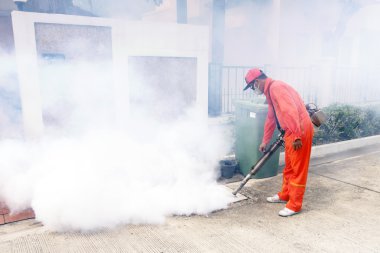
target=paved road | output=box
[0,145,379,252]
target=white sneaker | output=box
[278,207,299,217]
[266,194,287,203]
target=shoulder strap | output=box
[268,85,285,134]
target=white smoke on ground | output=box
[0,55,235,232]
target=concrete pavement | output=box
[0,144,379,252]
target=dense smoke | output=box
[0,53,22,138]
[0,53,235,231]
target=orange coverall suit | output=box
[262,78,314,212]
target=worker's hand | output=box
[293,139,302,151]
[259,143,267,153]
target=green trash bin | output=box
[234,99,280,179]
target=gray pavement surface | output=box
[0,144,379,252]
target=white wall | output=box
[0,0,16,11]
[11,11,209,138]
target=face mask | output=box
[253,81,263,95]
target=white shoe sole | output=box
[278,210,300,217]
[266,198,287,203]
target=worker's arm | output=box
[261,100,276,146]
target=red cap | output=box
[243,68,264,91]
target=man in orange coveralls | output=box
[243,68,314,217]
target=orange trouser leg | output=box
[277,144,293,201]
[280,120,314,212]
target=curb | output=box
[0,203,35,225]
[279,135,380,166]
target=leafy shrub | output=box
[313,104,380,145]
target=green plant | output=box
[313,104,380,145]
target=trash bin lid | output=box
[233,99,268,112]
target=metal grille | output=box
[220,65,265,114]
[212,64,380,115]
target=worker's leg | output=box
[277,139,294,201]
[286,122,314,212]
